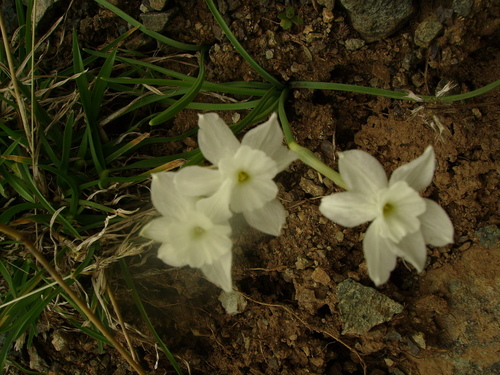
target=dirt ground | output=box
[9,0,499,374]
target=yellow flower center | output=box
[238,170,250,183]
[192,226,206,238]
[383,202,395,216]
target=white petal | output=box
[219,146,278,213]
[243,199,286,236]
[200,251,233,292]
[168,213,231,268]
[198,113,240,165]
[174,166,222,197]
[241,113,296,171]
[390,231,427,272]
[231,177,278,213]
[377,181,426,243]
[242,113,282,154]
[194,224,233,267]
[270,147,298,173]
[390,146,435,191]
[151,172,195,219]
[419,198,454,246]
[157,243,189,268]
[319,192,377,227]
[363,221,398,286]
[140,217,172,243]
[196,179,234,223]
[339,150,388,194]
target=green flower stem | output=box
[278,88,347,189]
[204,0,284,89]
[277,87,295,144]
[289,142,348,190]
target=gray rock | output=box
[141,0,168,12]
[414,15,443,48]
[139,12,173,32]
[339,0,414,42]
[218,291,247,315]
[299,177,325,197]
[149,0,168,11]
[452,0,473,17]
[345,38,365,51]
[337,278,403,335]
[476,225,500,248]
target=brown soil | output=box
[9,0,499,374]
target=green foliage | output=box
[278,6,304,30]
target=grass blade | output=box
[149,48,207,126]
[95,0,202,52]
[205,0,283,89]
[119,259,183,374]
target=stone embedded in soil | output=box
[299,177,325,197]
[218,291,247,315]
[452,0,473,17]
[139,11,174,32]
[414,15,444,48]
[337,279,403,335]
[345,38,366,51]
[338,0,415,42]
[311,267,331,285]
[475,225,500,248]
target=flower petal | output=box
[157,243,189,268]
[174,166,222,197]
[219,146,278,213]
[270,147,298,173]
[363,221,398,286]
[339,150,388,194]
[390,231,427,272]
[419,198,454,246]
[198,113,240,165]
[390,146,435,191]
[319,191,377,227]
[194,224,233,267]
[231,177,278,213]
[243,199,286,236]
[200,251,233,292]
[242,113,282,153]
[377,181,426,243]
[151,172,195,218]
[168,213,231,268]
[196,179,234,223]
[140,217,172,243]
[241,113,297,171]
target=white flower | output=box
[175,113,296,236]
[319,146,453,286]
[140,172,234,292]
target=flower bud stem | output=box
[289,142,348,190]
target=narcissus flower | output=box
[319,146,453,286]
[140,172,234,292]
[175,113,296,236]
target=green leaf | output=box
[149,48,208,126]
[95,0,202,52]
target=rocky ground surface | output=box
[3,0,499,374]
